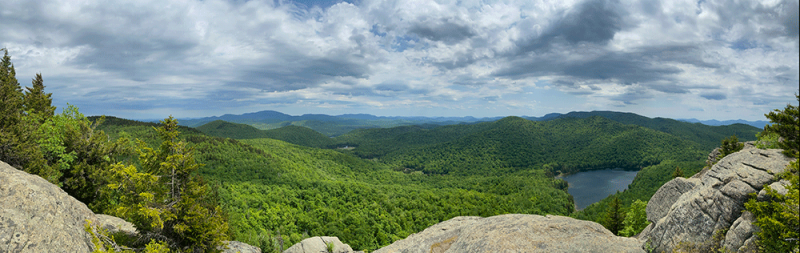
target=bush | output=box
[620,200,650,237]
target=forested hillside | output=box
[333,116,708,176]
[196,120,336,148]
[542,111,760,150]
[96,120,574,251]
[177,112,764,247]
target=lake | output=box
[559,168,639,210]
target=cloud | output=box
[700,92,727,100]
[408,18,475,45]
[0,0,796,121]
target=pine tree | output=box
[745,95,800,252]
[603,196,626,235]
[0,49,52,179]
[720,135,744,158]
[0,48,23,128]
[106,116,229,251]
[764,94,799,158]
[24,73,56,120]
[672,167,684,178]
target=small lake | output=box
[559,168,639,210]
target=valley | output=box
[93,111,761,251]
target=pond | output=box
[559,168,639,210]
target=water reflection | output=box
[559,168,639,210]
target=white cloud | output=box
[0,0,796,120]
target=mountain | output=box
[177,110,502,137]
[177,109,763,139]
[94,119,575,251]
[196,120,336,148]
[676,118,769,128]
[93,112,767,251]
[335,116,707,176]
[530,111,760,150]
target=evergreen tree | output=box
[746,96,800,252]
[0,48,25,166]
[0,49,51,179]
[24,73,56,120]
[105,116,229,252]
[34,106,128,204]
[672,167,684,178]
[720,135,744,158]
[763,94,799,158]
[0,48,23,128]
[602,196,625,235]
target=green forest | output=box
[4,48,797,252]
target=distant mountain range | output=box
[177,110,504,136]
[175,110,767,137]
[675,118,769,128]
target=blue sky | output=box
[1,0,797,120]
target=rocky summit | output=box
[0,160,98,253]
[639,147,794,252]
[0,160,259,253]
[374,214,644,253]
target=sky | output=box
[1,0,798,121]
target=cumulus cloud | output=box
[0,0,796,120]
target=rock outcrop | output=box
[96,214,137,237]
[646,177,699,224]
[375,214,644,253]
[283,236,359,253]
[639,148,794,252]
[0,160,97,252]
[1,160,259,253]
[722,211,758,253]
[222,241,262,253]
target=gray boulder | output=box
[222,240,262,253]
[0,160,97,252]
[757,179,790,201]
[96,214,137,236]
[707,147,722,166]
[376,214,644,253]
[639,148,794,252]
[646,177,699,224]
[283,236,357,253]
[722,211,757,252]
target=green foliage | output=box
[196,120,335,148]
[325,241,335,253]
[620,200,650,237]
[104,117,230,252]
[547,111,760,151]
[744,98,800,252]
[763,94,799,158]
[336,116,706,177]
[0,48,49,176]
[216,137,573,250]
[672,167,684,178]
[745,160,799,252]
[23,73,56,121]
[755,131,781,149]
[36,106,127,205]
[719,135,744,158]
[104,113,735,250]
[602,197,625,235]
